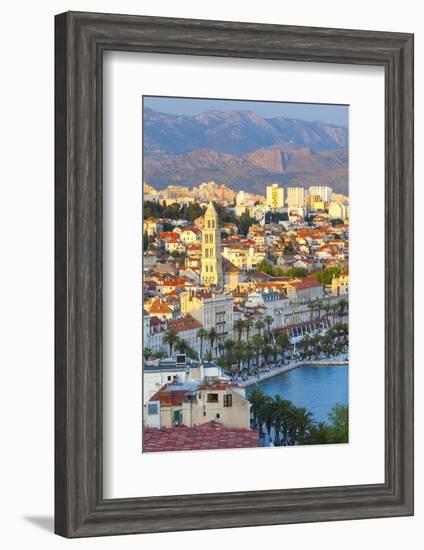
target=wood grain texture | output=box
[54,11,414,538]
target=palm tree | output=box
[255,319,265,337]
[247,389,267,430]
[197,328,207,360]
[331,303,339,324]
[143,347,153,360]
[271,345,279,364]
[233,319,245,342]
[293,407,315,443]
[323,302,332,325]
[224,339,235,354]
[204,350,213,363]
[207,328,218,357]
[310,334,321,358]
[264,315,274,336]
[317,299,324,321]
[252,334,263,369]
[174,337,187,355]
[271,395,292,446]
[309,422,331,444]
[275,332,291,358]
[307,300,316,322]
[261,343,273,368]
[244,343,254,371]
[299,334,312,358]
[234,341,247,374]
[338,298,348,321]
[163,330,179,358]
[244,319,253,341]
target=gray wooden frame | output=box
[55,11,414,538]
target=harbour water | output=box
[251,364,349,423]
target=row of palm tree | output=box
[212,331,292,378]
[233,315,275,343]
[296,322,348,361]
[162,330,198,361]
[209,321,347,379]
[248,389,349,446]
[307,298,348,324]
[248,389,315,446]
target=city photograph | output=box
[142,96,349,453]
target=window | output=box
[207,393,219,403]
[148,403,158,415]
[167,375,171,381]
[223,394,232,407]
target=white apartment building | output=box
[308,185,333,203]
[181,291,234,343]
[328,201,348,220]
[286,187,305,208]
[266,184,285,209]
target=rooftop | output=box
[143,423,259,452]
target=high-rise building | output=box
[200,202,223,288]
[266,184,285,209]
[305,194,325,211]
[308,186,333,203]
[286,187,305,208]
[328,201,348,220]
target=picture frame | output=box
[54,11,414,538]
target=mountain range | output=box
[143,107,348,194]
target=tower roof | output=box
[205,201,218,218]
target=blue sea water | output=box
[251,365,348,423]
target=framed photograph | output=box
[55,11,414,537]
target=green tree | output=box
[275,332,291,357]
[238,211,254,236]
[143,231,149,252]
[244,319,253,341]
[204,351,213,363]
[255,319,265,336]
[207,328,218,357]
[327,403,349,443]
[163,330,179,357]
[197,328,207,360]
[233,319,245,342]
[264,315,274,335]
[252,334,263,369]
[247,389,268,430]
[143,347,153,360]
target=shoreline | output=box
[238,359,348,388]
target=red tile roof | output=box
[143,425,259,452]
[167,315,202,333]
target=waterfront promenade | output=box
[236,357,348,388]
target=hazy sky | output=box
[144,96,348,127]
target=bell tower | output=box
[200,202,223,288]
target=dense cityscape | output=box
[143,178,349,452]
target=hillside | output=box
[143,107,348,194]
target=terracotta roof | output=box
[150,389,188,407]
[149,299,174,315]
[143,425,259,452]
[167,315,202,333]
[287,278,322,290]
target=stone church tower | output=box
[200,201,223,288]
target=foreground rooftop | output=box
[144,422,259,452]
